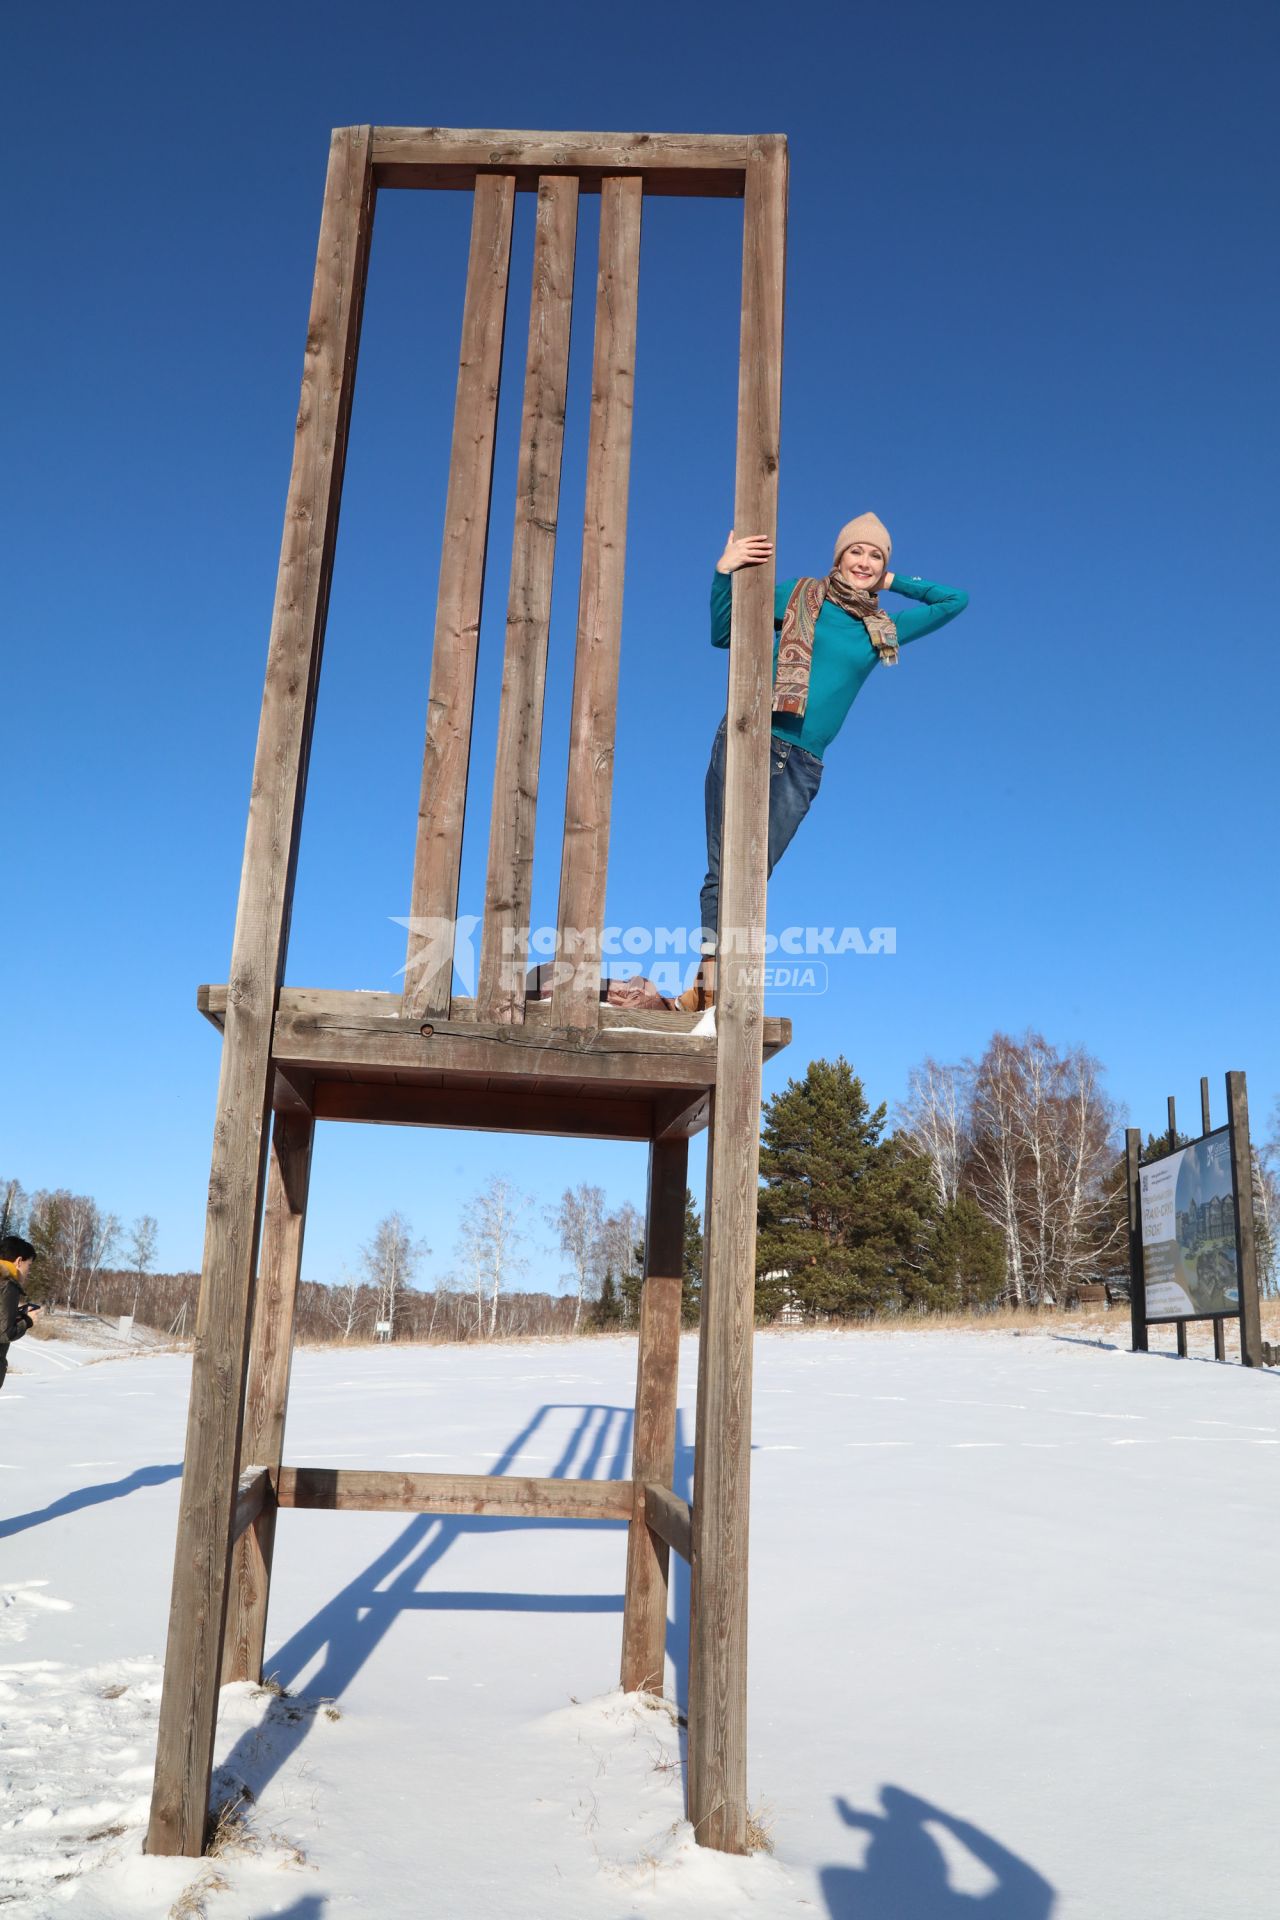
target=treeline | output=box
[757,1036,1118,1322]
[7,1036,1275,1340]
[763,1032,1279,1323]
[0,1180,155,1317]
[0,1170,692,1345]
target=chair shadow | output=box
[0,1463,183,1540]
[215,1402,634,1810]
[821,1788,1056,1918]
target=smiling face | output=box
[838,541,886,589]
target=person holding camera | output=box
[0,1235,41,1390]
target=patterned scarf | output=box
[773,571,899,719]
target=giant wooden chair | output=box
[146,126,788,1859]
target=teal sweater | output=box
[710,569,969,760]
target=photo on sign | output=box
[1139,1130,1238,1322]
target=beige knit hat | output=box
[833,512,892,570]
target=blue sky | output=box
[3,0,1277,1290]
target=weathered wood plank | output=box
[273,1025,720,1103]
[653,1090,712,1140]
[312,1078,658,1140]
[551,176,643,1031]
[277,1467,635,1521]
[688,132,787,1857]
[621,1135,688,1693]
[300,1040,708,1089]
[274,1005,719,1054]
[478,176,579,1022]
[147,125,376,1862]
[220,1112,313,1688]
[643,1485,692,1565]
[229,1468,270,1545]
[371,128,751,197]
[405,173,515,1018]
[199,982,791,1056]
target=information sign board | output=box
[1139,1126,1239,1322]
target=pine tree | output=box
[593,1272,623,1327]
[680,1188,703,1326]
[756,1057,924,1319]
[920,1191,1007,1309]
[623,1188,704,1326]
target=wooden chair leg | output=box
[222,1109,314,1685]
[146,125,374,1859]
[688,132,786,1855]
[620,1136,687,1694]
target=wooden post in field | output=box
[1227,1071,1263,1369]
[1126,1128,1147,1353]
[687,133,787,1855]
[221,1108,314,1685]
[621,1136,688,1694]
[147,127,374,1858]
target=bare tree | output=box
[359,1213,426,1342]
[457,1177,533,1338]
[965,1032,1120,1306]
[79,1200,120,1315]
[126,1214,158,1321]
[896,1060,965,1210]
[547,1183,607,1333]
[29,1189,119,1312]
[324,1264,368,1341]
[967,1040,1029,1305]
[0,1178,27,1241]
[1251,1146,1278,1300]
[599,1200,644,1319]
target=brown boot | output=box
[676,957,717,1013]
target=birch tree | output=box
[965,1032,1120,1306]
[1251,1146,1278,1299]
[126,1214,158,1321]
[324,1265,367,1341]
[599,1201,643,1320]
[457,1177,533,1338]
[547,1184,607,1333]
[360,1212,426,1342]
[966,1039,1029,1304]
[29,1190,119,1312]
[896,1059,965,1210]
[0,1178,27,1241]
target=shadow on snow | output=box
[0,1462,183,1540]
[820,1788,1056,1918]
[215,1401,664,1808]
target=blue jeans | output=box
[699,717,824,946]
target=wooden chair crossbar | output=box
[147,125,788,1862]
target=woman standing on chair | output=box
[682,512,968,1011]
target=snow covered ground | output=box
[3,1325,1278,1918]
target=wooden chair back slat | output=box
[405,173,516,1017]
[550,176,643,1030]
[476,175,580,1022]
